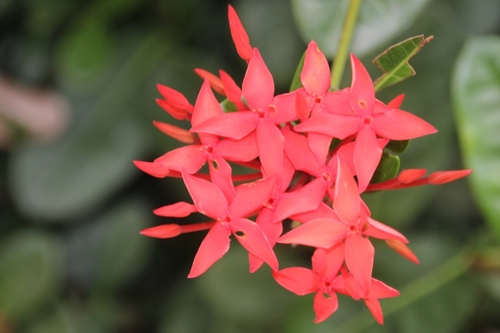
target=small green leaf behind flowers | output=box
[373,35,433,91]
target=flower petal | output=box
[365,217,408,243]
[272,177,324,222]
[140,224,181,239]
[153,202,196,217]
[294,113,361,140]
[190,111,257,140]
[242,48,274,109]
[313,290,339,323]
[373,108,437,140]
[273,267,319,295]
[230,175,275,218]
[301,41,331,95]
[182,170,228,218]
[192,80,223,129]
[188,223,231,278]
[133,160,169,178]
[214,132,259,162]
[155,145,206,174]
[257,120,284,177]
[364,299,384,324]
[228,4,252,62]
[344,233,374,296]
[334,157,361,224]
[278,218,348,249]
[230,218,279,271]
[354,125,382,192]
[349,54,375,117]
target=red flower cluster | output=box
[134,5,471,324]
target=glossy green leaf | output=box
[371,151,400,184]
[385,140,410,155]
[291,0,431,58]
[0,231,64,320]
[452,36,500,240]
[373,35,433,91]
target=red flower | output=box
[273,243,345,323]
[295,54,437,191]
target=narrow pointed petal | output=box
[301,41,331,95]
[294,113,361,140]
[312,243,344,279]
[374,109,437,140]
[190,111,257,140]
[242,48,274,109]
[257,120,284,177]
[272,177,324,222]
[219,70,245,108]
[153,202,196,217]
[291,202,339,224]
[282,128,323,175]
[250,208,283,273]
[230,218,279,271]
[155,145,206,174]
[369,278,400,299]
[156,98,190,121]
[308,133,332,165]
[153,121,196,144]
[344,234,374,296]
[140,224,181,239]
[385,239,419,264]
[398,168,427,184]
[230,175,275,218]
[194,68,225,95]
[278,218,348,249]
[428,169,472,184]
[133,160,169,178]
[273,267,319,295]
[354,126,382,192]
[228,4,252,62]
[365,217,408,243]
[214,132,258,162]
[269,91,298,124]
[313,290,339,323]
[182,170,228,218]
[387,93,405,109]
[208,156,236,204]
[349,54,375,116]
[364,299,384,324]
[334,157,361,224]
[192,80,224,127]
[188,223,231,278]
[157,84,191,110]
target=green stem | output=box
[330,0,363,90]
[336,249,473,332]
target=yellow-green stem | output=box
[330,0,363,90]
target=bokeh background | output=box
[1,0,500,332]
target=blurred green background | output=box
[1,0,500,332]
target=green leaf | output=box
[371,151,400,184]
[221,98,238,113]
[289,51,306,92]
[291,0,431,58]
[373,35,433,91]
[0,231,64,320]
[452,36,500,241]
[385,140,410,155]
